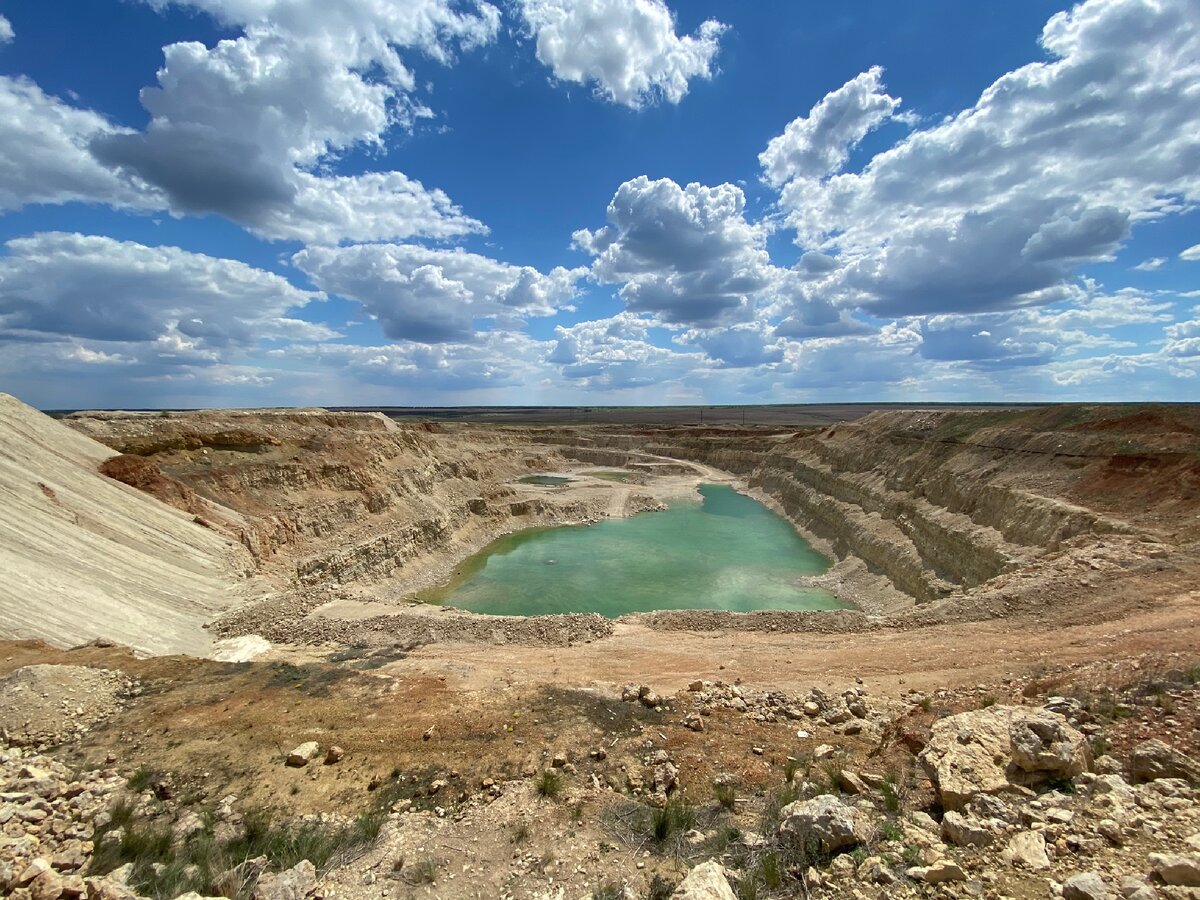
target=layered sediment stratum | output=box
[533,408,1190,619]
[2,394,1196,653]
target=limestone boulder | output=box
[1129,740,1200,785]
[285,743,319,768]
[1149,853,1200,887]
[1004,831,1050,870]
[252,861,316,900]
[1062,871,1112,900]
[778,795,868,853]
[671,861,736,900]
[919,705,1090,811]
[941,810,993,847]
[906,861,966,884]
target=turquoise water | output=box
[422,484,841,617]
[519,475,573,485]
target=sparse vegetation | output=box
[783,756,800,783]
[125,765,156,792]
[652,797,695,845]
[403,858,438,885]
[879,820,904,842]
[89,777,407,898]
[536,769,564,798]
[646,874,677,900]
[713,780,737,810]
[592,880,625,900]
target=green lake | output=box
[518,475,574,485]
[421,484,842,617]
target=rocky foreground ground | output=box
[1,646,1198,900]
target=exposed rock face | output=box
[919,705,1090,811]
[778,795,868,853]
[1129,739,1200,785]
[533,405,1198,614]
[671,860,736,900]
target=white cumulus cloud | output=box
[0,232,329,348]
[574,176,774,326]
[0,14,14,44]
[760,66,906,188]
[518,0,725,107]
[1132,257,1166,271]
[1181,243,1200,261]
[85,0,501,241]
[293,243,585,343]
[0,77,156,212]
[767,0,1200,318]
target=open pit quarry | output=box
[1,392,1198,900]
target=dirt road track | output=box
[402,588,1200,698]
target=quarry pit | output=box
[2,393,1199,899]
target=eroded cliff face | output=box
[66,404,1200,630]
[66,408,620,596]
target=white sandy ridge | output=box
[0,393,254,656]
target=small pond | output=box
[518,475,574,486]
[420,484,842,617]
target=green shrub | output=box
[651,798,695,845]
[536,770,564,798]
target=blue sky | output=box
[0,0,1198,409]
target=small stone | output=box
[18,860,53,888]
[906,861,966,884]
[323,746,344,765]
[837,770,868,795]
[856,856,897,885]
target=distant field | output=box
[45,401,1059,428]
[333,402,1052,428]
